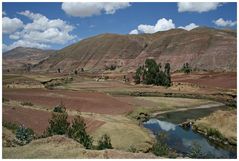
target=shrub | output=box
[128,145,137,153]
[21,101,33,106]
[152,132,169,156]
[47,112,70,136]
[97,134,113,150]
[188,142,204,158]
[105,64,117,71]
[207,128,224,140]
[68,116,93,149]
[15,125,34,145]
[3,97,9,103]
[181,63,192,74]
[53,102,66,113]
[3,121,19,132]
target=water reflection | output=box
[143,119,236,158]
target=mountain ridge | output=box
[4,27,237,73]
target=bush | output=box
[152,132,169,156]
[105,64,117,71]
[68,116,93,149]
[97,134,113,150]
[181,63,192,74]
[15,125,34,145]
[128,145,137,153]
[21,101,33,106]
[3,121,19,132]
[47,112,70,136]
[53,102,66,113]
[207,128,224,140]
[188,142,204,158]
[3,97,9,103]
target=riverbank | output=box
[192,109,236,146]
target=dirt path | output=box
[152,102,225,117]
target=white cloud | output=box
[129,29,139,35]
[3,17,24,34]
[62,2,130,17]
[178,2,223,13]
[3,41,50,52]
[178,23,199,31]
[144,119,176,131]
[138,24,155,34]
[130,18,175,34]
[213,18,236,27]
[2,11,6,16]
[4,10,77,52]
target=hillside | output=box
[3,135,158,159]
[3,47,55,72]
[10,27,238,73]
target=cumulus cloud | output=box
[3,17,24,34]
[62,2,130,17]
[3,40,50,52]
[144,119,176,132]
[178,2,223,13]
[3,10,77,52]
[178,23,199,31]
[213,18,236,27]
[129,18,175,34]
[2,11,6,16]
[129,29,139,35]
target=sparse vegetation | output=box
[21,101,33,106]
[97,134,113,150]
[105,64,117,71]
[188,142,203,158]
[3,121,19,132]
[68,115,93,149]
[53,102,66,113]
[207,127,224,140]
[42,77,73,89]
[3,97,9,103]
[134,59,171,87]
[15,125,34,145]
[128,145,137,153]
[152,132,169,156]
[181,63,192,74]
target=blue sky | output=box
[2,2,237,51]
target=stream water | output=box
[143,118,237,158]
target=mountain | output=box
[3,47,55,72]
[16,27,239,73]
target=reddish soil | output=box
[3,88,133,115]
[172,72,236,89]
[3,106,104,135]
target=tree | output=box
[68,116,93,149]
[181,63,192,74]
[133,66,143,84]
[74,70,78,75]
[97,134,113,150]
[16,125,34,145]
[47,112,70,135]
[133,59,171,87]
[143,59,160,85]
[57,68,61,73]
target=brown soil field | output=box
[3,88,133,115]
[3,106,105,135]
[172,72,236,89]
